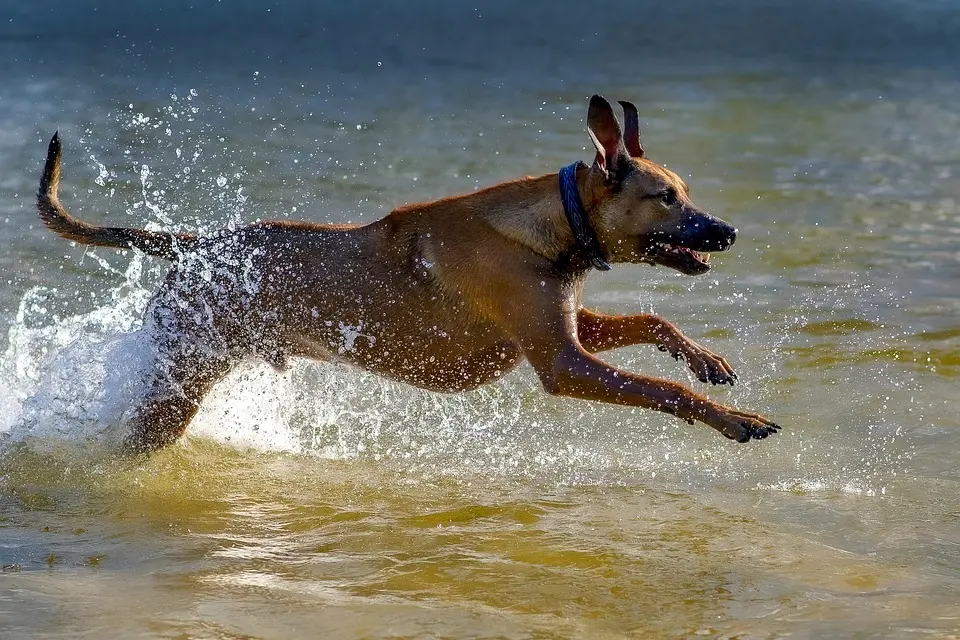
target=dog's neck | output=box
[473,170,602,271]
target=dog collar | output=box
[558,161,611,271]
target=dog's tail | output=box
[37,132,197,260]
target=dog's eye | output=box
[659,188,677,206]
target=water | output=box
[2,1,959,637]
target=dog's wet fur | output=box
[37,94,779,454]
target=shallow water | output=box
[2,1,960,638]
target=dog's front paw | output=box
[704,405,781,442]
[661,339,737,385]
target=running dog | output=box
[37,94,780,453]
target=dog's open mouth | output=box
[646,242,712,275]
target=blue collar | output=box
[558,162,611,271]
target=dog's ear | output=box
[618,100,644,158]
[587,94,626,180]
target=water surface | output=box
[2,2,959,638]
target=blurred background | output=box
[1,2,959,638]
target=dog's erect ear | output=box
[618,100,644,158]
[587,94,626,178]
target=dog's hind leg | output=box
[576,308,737,386]
[121,350,234,455]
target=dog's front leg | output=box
[481,272,775,442]
[576,308,736,385]
[530,342,778,443]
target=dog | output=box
[36,94,780,454]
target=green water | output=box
[1,1,959,637]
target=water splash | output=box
[0,256,153,451]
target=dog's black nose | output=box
[722,225,737,249]
[701,219,736,251]
[682,213,738,252]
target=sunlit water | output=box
[1,2,959,638]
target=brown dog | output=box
[37,94,779,454]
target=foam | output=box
[0,257,154,451]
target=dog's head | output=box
[581,94,736,276]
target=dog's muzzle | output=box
[687,216,737,253]
[640,213,738,276]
